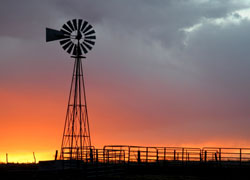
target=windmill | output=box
[46,19,96,161]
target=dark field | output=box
[1,162,250,180]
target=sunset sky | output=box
[1,0,250,162]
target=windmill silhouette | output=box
[46,19,96,161]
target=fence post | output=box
[174,150,176,161]
[119,150,121,163]
[205,151,207,162]
[86,149,87,161]
[182,148,184,162]
[138,150,141,164]
[240,148,242,165]
[33,152,36,163]
[96,149,98,163]
[146,147,148,164]
[76,148,79,161]
[128,147,130,164]
[115,150,117,163]
[107,150,109,164]
[55,150,58,161]
[76,148,80,168]
[90,149,93,163]
[103,149,105,163]
[200,151,202,162]
[61,149,64,161]
[215,153,217,162]
[219,148,221,162]
[123,150,126,162]
[156,149,159,163]
[112,150,117,163]
[164,148,166,162]
[6,153,8,164]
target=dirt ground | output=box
[104,174,250,180]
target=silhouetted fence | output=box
[202,147,250,162]
[60,145,250,164]
[101,145,250,164]
[60,147,126,164]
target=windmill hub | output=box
[76,31,82,40]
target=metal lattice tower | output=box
[60,56,92,160]
[46,19,96,161]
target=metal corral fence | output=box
[104,145,201,163]
[59,145,250,165]
[102,145,250,164]
[39,146,250,172]
[60,146,126,164]
[202,147,250,162]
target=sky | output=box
[1,0,250,162]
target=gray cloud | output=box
[1,0,250,145]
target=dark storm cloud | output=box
[180,13,250,122]
[1,0,250,143]
[0,0,243,41]
[52,0,247,48]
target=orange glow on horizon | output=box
[1,80,250,163]
[2,140,250,163]
[0,152,55,163]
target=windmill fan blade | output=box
[72,19,77,30]
[80,44,88,54]
[60,39,71,46]
[62,24,72,33]
[46,28,68,42]
[82,41,92,50]
[81,21,88,32]
[84,30,95,36]
[85,35,96,40]
[67,20,75,31]
[84,39,95,46]
[67,43,74,54]
[62,41,72,50]
[83,24,93,33]
[78,19,83,31]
